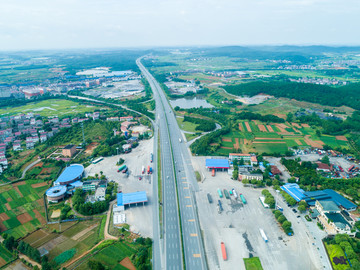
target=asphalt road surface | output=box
[137,57,207,270]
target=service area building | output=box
[205,159,230,172]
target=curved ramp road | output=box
[137,58,207,270]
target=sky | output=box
[0,0,359,50]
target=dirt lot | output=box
[84,138,154,237]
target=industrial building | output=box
[54,164,84,186]
[116,191,148,211]
[281,183,357,211]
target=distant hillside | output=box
[224,81,360,110]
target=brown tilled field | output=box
[304,135,324,148]
[13,181,26,187]
[301,123,310,128]
[33,209,46,225]
[17,213,33,224]
[5,203,11,210]
[234,138,240,149]
[292,123,301,128]
[258,125,267,132]
[14,186,23,197]
[336,136,348,141]
[238,123,243,132]
[0,212,10,222]
[222,138,232,142]
[244,122,252,132]
[120,257,136,270]
[220,147,233,149]
[266,125,274,132]
[295,139,302,145]
[31,182,48,188]
[210,143,219,146]
[243,139,250,145]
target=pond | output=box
[169,97,214,109]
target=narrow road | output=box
[21,158,42,179]
[104,200,118,240]
[19,254,42,269]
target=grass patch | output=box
[324,243,349,270]
[0,99,99,118]
[243,257,264,270]
[195,171,201,182]
[176,117,198,132]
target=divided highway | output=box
[137,58,207,270]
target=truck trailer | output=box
[223,189,230,199]
[259,228,268,242]
[240,194,247,204]
[147,165,150,174]
[118,164,126,172]
[221,242,227,261]
[217,189,223,198]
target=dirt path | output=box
[105,200,119,240]
[21,159,42,179]
[19,254,42,269]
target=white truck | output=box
[259,228,268,243]
[179,138,182,143]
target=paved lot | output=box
[192,156,325,270]
[84,138,154,237]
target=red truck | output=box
[221,242,227,261]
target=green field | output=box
[324,243,349,270]
[0,244,16,267]
[0,99,99,117]
[0,180,49,239]
[243,257,264,270]
[76,242,136,270]
[176,117,199,133]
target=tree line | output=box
[224,81,360,110]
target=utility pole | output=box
[81,122,85,146]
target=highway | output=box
[137,57,207,270]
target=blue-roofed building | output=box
[205,159,230,171]
[281,183,306,202]
[54,164,84,186]
[281,184,357,212]
[46,185,67,202]
[117,191,148,210]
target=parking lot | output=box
[192,156,324,270]
[84,138,154,237]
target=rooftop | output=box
[205,159,230,169]
[55,164,84,185]
[324,212,351,230]
[117,191,148,206]
[63,144,76,149]
[318,200,340,212]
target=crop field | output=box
[75,242,136,270]
[214,120,348,155]
[0,244,15,267]
[0,180,49,238]
[324,243,349,270]
[47,220,102,263]
[23,219,103,267]
[0,99,99,117]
